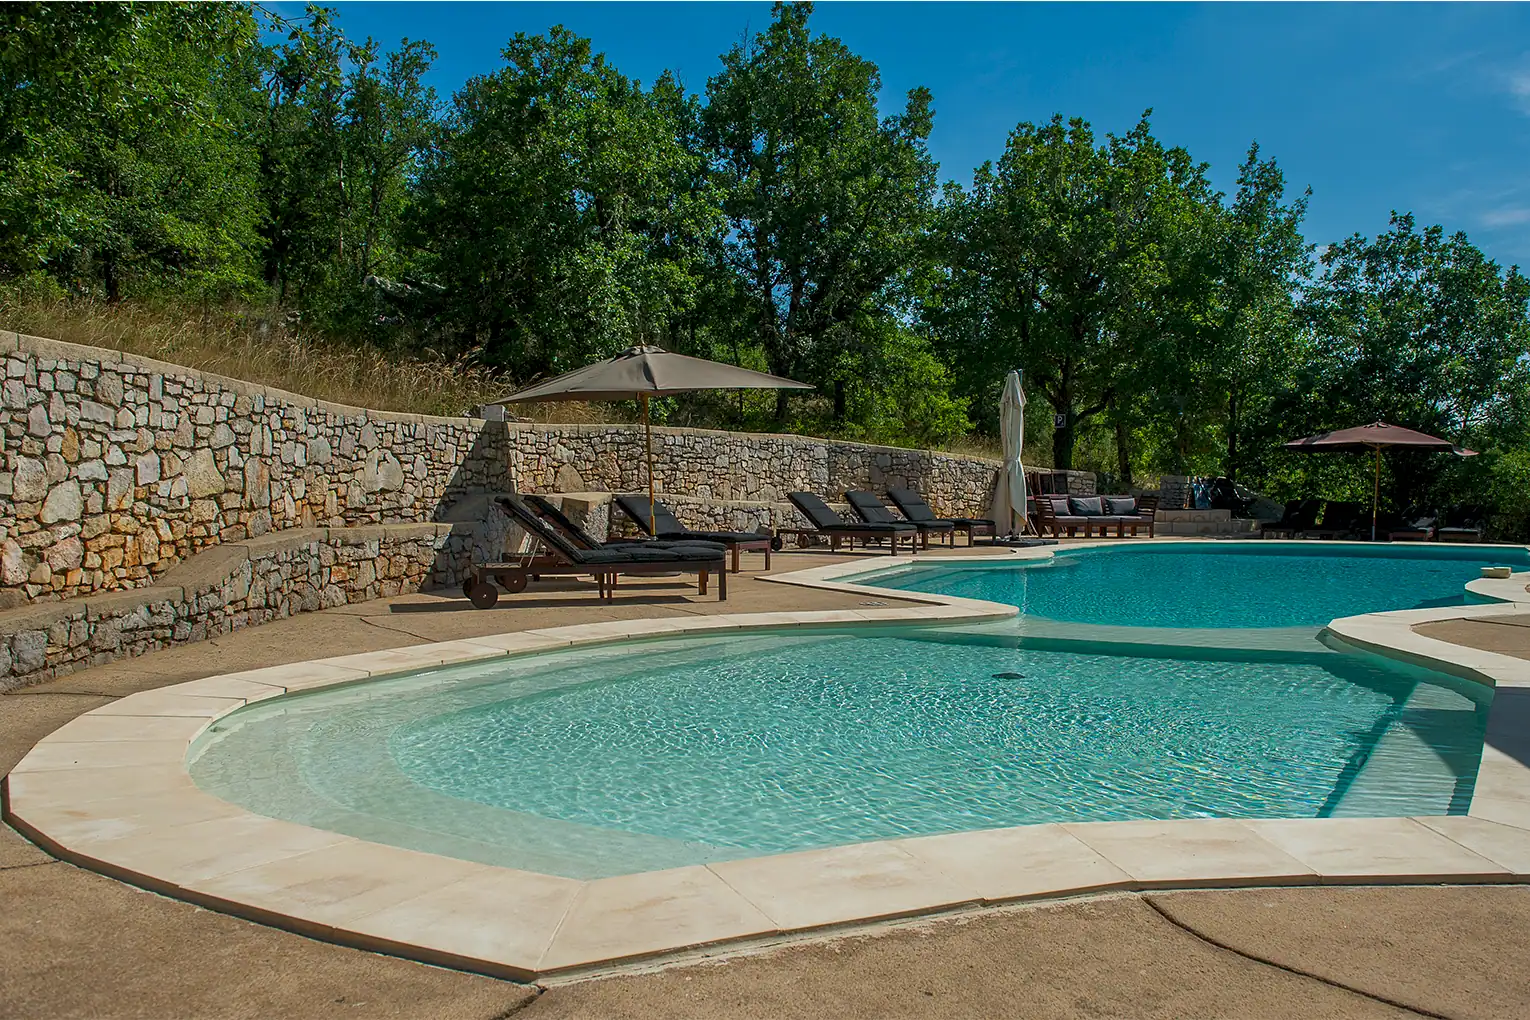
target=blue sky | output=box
[282,2,1530,268]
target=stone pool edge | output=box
[1,551,1528,983]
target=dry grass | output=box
[0,293,514,419]
[0,293,1006,453]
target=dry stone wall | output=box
[1,331,1001,608]
[0,522,473,690]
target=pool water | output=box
[190,625,1492,879]
[871,543,1530,630]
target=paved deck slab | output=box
[4,545,1530,1016]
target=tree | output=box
[933,113,1217,470]
[701,2,938,420]
[1207,145,1310,480]
[410,26,713,376]
[1283,213,1530,510]
[0,2,264,298]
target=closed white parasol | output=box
[992,370,1029,537]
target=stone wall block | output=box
[184,448,225,498]
[40,480,83,524]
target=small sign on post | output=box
[1053,414,1067,429]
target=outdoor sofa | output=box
[886,487,997,545]
[1033,494,1155,538]
[613,494,773,572]
[783,492,920,554]
[460,495,728,607]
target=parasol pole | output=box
[641,394,656,534]
[1371,445,1380,542]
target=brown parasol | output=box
[1283,421,1477,540]
[489,346,814,531]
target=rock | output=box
[78,400,114,424]
[377,453,404,491]
[96,371,123,406]
[136,453,160,485]
[44,536,83,571]
[27,403,50,436]
[184,448,225,497]
[40,480,83,524]
[307,437,331,464]
[2,539,27,585]
[60,428,80,462]
[12,458,47,502]
[76,459,107,482]
[12,630,47,672]
[555,464,586,491]
[106,468,135,510]
[210,423,236,448]
[243,458,270,507]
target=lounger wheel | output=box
[461,577,476,599]
[500,572,529,594]
[467,580,500,609]
[770,535,784,552]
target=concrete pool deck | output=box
[5,541,1530,1016]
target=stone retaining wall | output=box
[1,331,1001,607]
[0,522,489,690]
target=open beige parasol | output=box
[489,345,814,531]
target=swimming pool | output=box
[868,542,1530,631]
[190,595,1494,877]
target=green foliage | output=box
[2,0,1527,502]
[0,2,264,297]
[701,2,938,418]
[409,26,713,377]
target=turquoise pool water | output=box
[190,624,1492,879]
[871,543,1530,630]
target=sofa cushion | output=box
[1045,496,1072,516]
[1069,496,1105,516]
[1105,496,1137,515]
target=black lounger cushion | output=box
[886,488,937,523]
[498,496,723,566]
[787,492,914,532]
[845,490,899,524]
[615,494,765,545]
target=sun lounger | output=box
[524,494,727,557]
[844,490,954,548]
[463,495,727,607]
[1263,499,1322,539]
[1436,504,1486,543]
[612,494,772,572]
[1301,500,1367,540]
[885,487,996,546]
[782,492,919,555]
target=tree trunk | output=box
[1226,388,1240,481]
[1050,362,1075,470]
[1112,409,1133,488]
[833,380,846,420]
[1052,409,1075,470]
